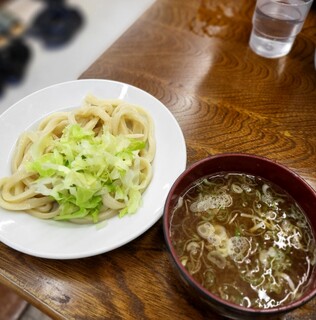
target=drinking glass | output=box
[249,0,314,58]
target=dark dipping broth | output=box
[169,173,316,309]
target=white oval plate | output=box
[0,79,187,259]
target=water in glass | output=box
[249,0,312,58]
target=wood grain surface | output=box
[0,0,316,319]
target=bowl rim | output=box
[163,152,316,315]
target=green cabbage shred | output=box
[26,124,146,223]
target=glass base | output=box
[249,31,294,59]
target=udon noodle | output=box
[0,95,155,223]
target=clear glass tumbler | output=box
[249,0,314,58]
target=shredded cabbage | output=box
[26,124,146,222]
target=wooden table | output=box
[1,0,316,319]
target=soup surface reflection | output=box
[170,173,316,308]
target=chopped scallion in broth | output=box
[170,173,316,309]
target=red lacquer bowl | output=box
[163,153,316,320]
